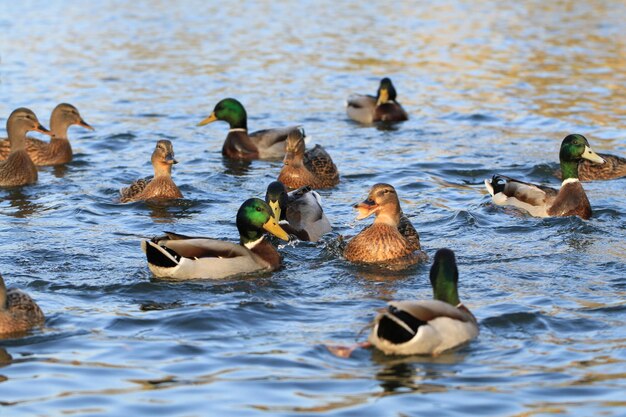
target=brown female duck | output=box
[197,98,299,160]
[120,140,183,203]
[0,273,45,337]
[555,152,626,181]
[277,128,339,189]
[0,103,93,166]
[0,108,51,187]
[346,78,409,124]
[344,183,426,265]
[485,134,605,220]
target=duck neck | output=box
[153,162,173,178]
[7,123,28,152]
[373,204,401,227]
[431,263,460,306]
[560,160,579,181]
[50,118,70,139]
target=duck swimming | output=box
[120,140,183,203]
[0,103,92,166]
[346,78,408,124]
[485,134,605,220]
[277,128,339,190]
[0,108,51,187]
[0,273,45,337]
[142,198,289,279]
[197,98,300,160]
[344,183,426,265]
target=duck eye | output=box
[256,206,262,212]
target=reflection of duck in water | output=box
[0,273,45,337]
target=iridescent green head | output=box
[264,181,288,222]
[429,249,460,306]
[236,198,289,245]
[559,134,605,180]
[376,78,398,105]
[197,98,248,130]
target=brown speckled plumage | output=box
[344,183,426,265]
[555,153,626,181]
[0,103,92,166]
[278,129,339,189]
[0,274,45,337]
[120,140,183,203]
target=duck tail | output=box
[485,174,506,196]
[142,240,180,268]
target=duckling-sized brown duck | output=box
[0,103,93,166]
[277,128,339,190]
[120,140,183,203]
[197,98,300,160]
[346,78,408,124]
[344,183,427,265]
[0,108,51,187]
[0,273,45,337]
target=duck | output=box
[346,78,409,124]
[344,183,426,265]
[0,108,51,187]
[277,128,339,189]
[368,249,478,356]
[485,134,605,220]
[142,198,289,279]
[120,140,183,203]
[197,98,300,160]
[0,103,93,166]
[265,181,332,242]
[0,273,45,337]
[554,146,626,181]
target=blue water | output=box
[1,1,625,416]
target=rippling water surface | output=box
[1,1,625,415]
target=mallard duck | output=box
[142,198,289,279]
[0,108,51,187]
[0,103,92,166]
[120,140,183,203]
[344,183,426,264]
[265,181,332,242]
[554,148,626,181]
[0,273,45,337]
[485,134,605,220]
[346,78,409,124]
[369,249,478,356]
[197,98,299,160]
[277,128,339,189]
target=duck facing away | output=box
[120,140,183,203]
[265,181,332,242]
[346,78,409,124]
[142,198,289,279]
[0,273,45,337]
[0,103,92,166]
[485,134,605,220]
[277,128,339,190]
[344,183,426,265]
[368,249,478,356]
[0,108,51,187]
[197,98,300,160]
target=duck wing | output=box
[286,186,332,241]
[346,94,377,124]
[120,177,152,203]
[303,145,339,186]
[398,213,421,251]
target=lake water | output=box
[1,1,625,416]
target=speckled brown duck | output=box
[197,98,300,160]
[346,78,409,124]
[344,183,427,265]
[0,103,93,166]
[485,134,605,220]
[0,108,51,187]
[120,140,183,203]
[554,145,626,181]
[277,128,339,190]
[0,273,45,337]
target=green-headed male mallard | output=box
[142,198,289,279]
[0,108,51,187]
[197,98,299,160]
[0,273,45,337]
[344,183,426,265]
[485,134,605,220]
[346,78,408,124]
[265,181,332,242]
[0,103,92,166]
[120,140,183,203]
[277,128,339,190]
[368,249,478,355]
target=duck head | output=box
[237,198,289,246]
[197,98,248,130]
[354,183,402,226]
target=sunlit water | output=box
[1,1,625,416]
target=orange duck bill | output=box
[354,199,379,220]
